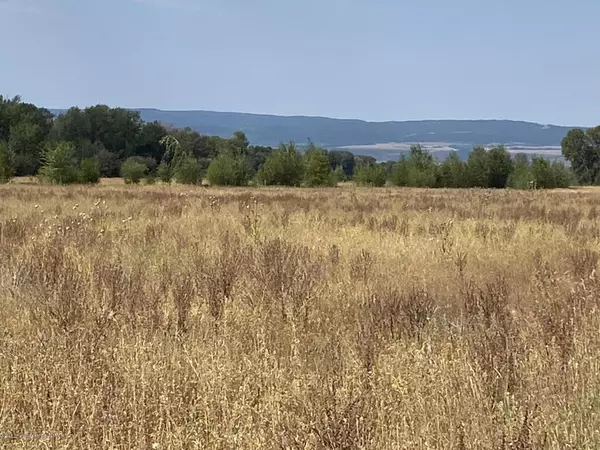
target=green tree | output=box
[174,155,202,185]
[121,157,147,184]
[550,161,575,188]
[328,150,355,178]
[97,149,121,177]
[0,141,14,183]
[304,143,334,187]
[530,157,557,189]
[229,131,250,155]
[391,145,437,187]
[8,121,43,176]
[354,163,386,187]
[391,156,411,186]
[257,142,304,186]
[561,126,600,184]
[332,166,346,183]
[39,141,80,184]
[438,151,467,188]
[507,153,533,189]
[80,157,101,184]
[247,145,273,173]
[466,146,490,187]
[156,161,172,183]
[354,155,377,167]
[487,146,513,188]
[51,107,91,144]
[206,153,252,186]
[137,121,168,162]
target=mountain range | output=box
[54,108,577,160]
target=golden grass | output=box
[1,184,600,449]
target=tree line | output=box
[0,94,595,188]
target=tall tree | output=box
[562,126,600,184]
[466,146,490,187]
[304,142,333,187]
[487,146,513,188]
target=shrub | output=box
[257,142,304,186]
[530,157,574,189]
[156,161,172,183]
[131,156,157,174]
[38,141,80,184]
[0,141,14,183]
[304,144,335,187]
[354,163,386,187]
[508,154,574,190]
[206,153,252,186]
[391,145,438,188]
[97,149,121,178]
[507,154,533,189]
[438,151,467,188]
[121,157,147,184]
[391,157,411,187]
[551,161,575,188]
[174,156,202,185]
[79,157,101,184]
[332,166,346,184]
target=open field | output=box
[2,184,600,448]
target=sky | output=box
[0,0,598,126]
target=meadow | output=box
[1,182,600,449]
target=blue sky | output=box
[1,0,598,126]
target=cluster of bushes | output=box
[254,142,335,187]
[386,144,574,189]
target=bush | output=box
[530,157,574,189]
[507,154,533,189]
[206,153,252,186]
[304,144,335,187]
[156,161,172,184]
[257,142,304,186]
[174,156,202,185]
[97,149,121,178]
[79,157,101,184]
[391,147,437,188]
[38,141,80,184]
[131,156,157,174]
[507,154,574,190]
[354,163,386,187]
[438,151,467,188]
[332,166,346,183]
[551,161,575,188]
[121,157,148,184]
[0,141,14,183]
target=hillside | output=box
[133,109,574,148]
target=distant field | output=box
[1,184,600,448]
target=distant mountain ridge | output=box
[51,108,578,159]
[133,109,576,148]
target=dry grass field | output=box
[2,183,600,449]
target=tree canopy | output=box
[0,93,587,190]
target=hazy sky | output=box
[1,0,597,126]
